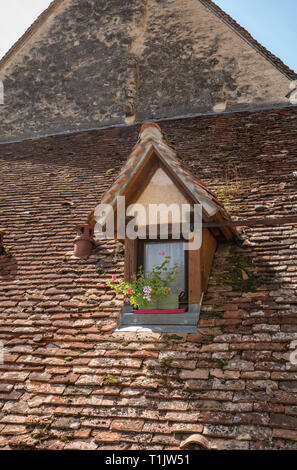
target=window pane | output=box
[144,242,185,294]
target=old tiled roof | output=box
[0,107,297,450]
[95,122,236,236]
[201,0,297,80]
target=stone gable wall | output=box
[0,0,293,142]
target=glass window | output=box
[144,241,185,294]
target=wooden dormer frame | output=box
[90,123,239,320]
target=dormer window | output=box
[90,123,238,332]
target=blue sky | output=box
[213,0,297,72]
[0,0,296,73]
[0,1,52,60]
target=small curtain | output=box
[144,241,185,294]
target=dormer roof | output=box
[92,123,238,240]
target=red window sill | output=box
[134,308,187,314]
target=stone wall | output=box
[0,0,294,142]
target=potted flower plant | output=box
[106,255,180,311]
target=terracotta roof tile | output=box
[0,108,297,449]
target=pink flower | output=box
[127,288,133,294]
[124,297,130,303]
[162,251,166,257]
[111,275,117,282]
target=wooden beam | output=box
[203,215,297,228]
[124,238,138,282]
[201,228,217,292]
[213,213,234,240]
[188,246,202,305]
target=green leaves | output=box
[105,256,178,309]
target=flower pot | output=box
[157,293,179,310]
[73,224,94,259]
[139,299,158,310]
[74,239,94,258]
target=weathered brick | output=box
[110,420,144,432]
[94,431,122,443]
[64,440,98,450]
[270,413,297,430]
[165,412,200,422]
[0,372,29,383]
[158,400,188,411]
[171,423,203,433]
[273,428,297,441]
[180,369,209,379]
[1,425,27,435]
